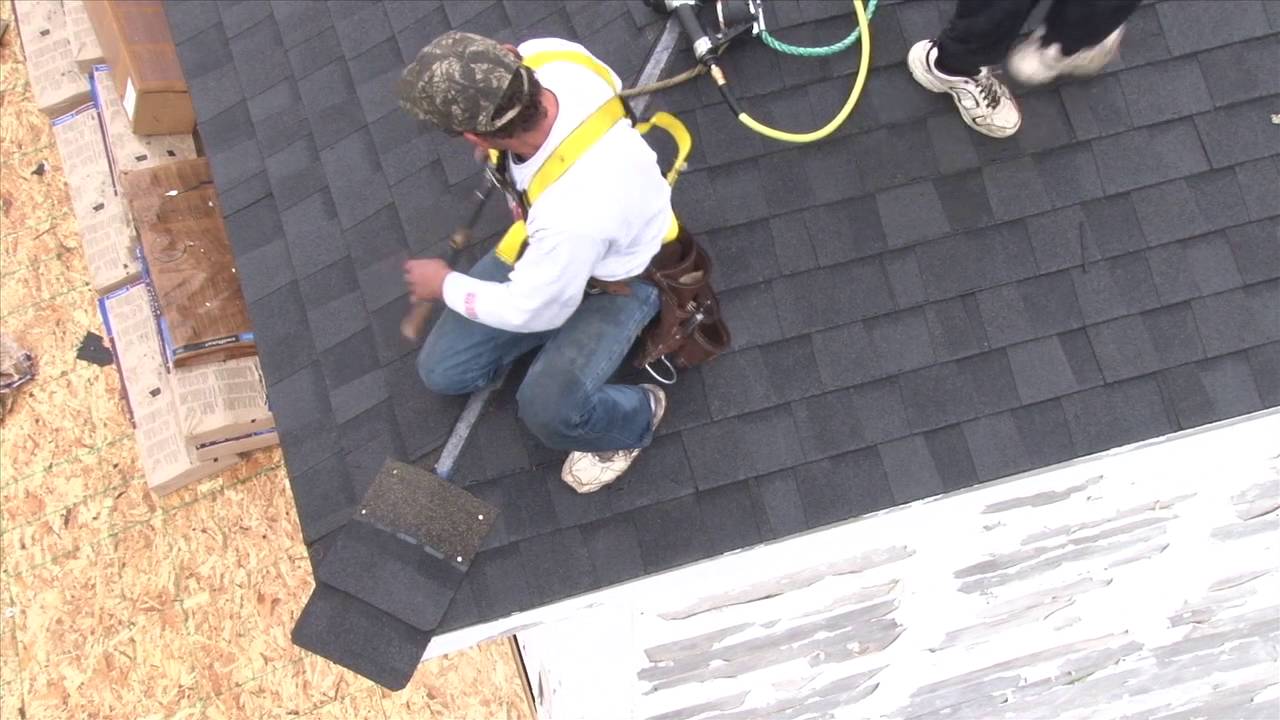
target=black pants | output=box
[935,0,1141,77]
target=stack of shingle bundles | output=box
[22,3,278,495]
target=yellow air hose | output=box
[724,0,871,143]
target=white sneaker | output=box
[561,384,667,494]
[907,39,1021,139]
[1007,26,1124,86]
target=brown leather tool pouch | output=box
[632,230,730,383]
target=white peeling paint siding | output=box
[431,410,1280,720]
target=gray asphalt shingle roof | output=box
[167,0,1280,689]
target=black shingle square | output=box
[878,435,944,504]
[300,254,358,306]
[319,326,380,391]
[682,406,803,490]
[465,544,530,621]
[344,432,407,501]
[631,495,709,574]
[899,350,1021,432]
[655,367,710,437]
[1088,303,1205,382]
[865,64,938,126]
[540,463,611,529]
[849,377,911,447]
[701,221,780,292]
[976,270,1084,347]
[519,527,597,606]
[330,368,389,426]
[1186,169,1250,233]
[699,482,765,557]
[606,433,697,513]
[1037,144,1104,209]
[249,282,316,384]
[1059,74,1132,141]
[320,129,393,229]
[1160,353,1263,429]
[290,583,431,691]
[1013,90,1077,154]
[877,181,951,248]
[188,63,246,124]
[884,248,928,309]
[352,40,406,122]
[1156,0,1271,56]
[798,134,865,205]
[337,399,396,456]
[579,513,645,588]
[247,78,310,156]
[1060,376,1176,456]
[177,24,234,81]
[1197,36,1280,107]
[1118,56,1212,127]
[1247,342,1280,405]
[795,447,893,529]
[344,203,408,271]
[315,518,465,632]
[706,160,771,226]
[934,170,995,233]
[1024,205,1091,274]
[297,59,365,149]
[770,213,818,276]
[924,425,978,492]
[229,14,290,97]
[772,259,894,336]
[1091,120,1210,194]
[928,114,980,176]
[1130,178,1211,245]
[1227,219,1280,286]
[455,410,532,484]
[1147,231,1245,304]
[1070,252,1161,324]
[199,101,256,153]
[281,189,349,277]
[366,296,416,366]
[925,295,991,361]
[386,0,439,30]
[389,356,466,461]
[758,151,818,217]
[288,27,344,78]
[333,1,393,58]
[1006,329,1104,404]
[1236,158,1280,221]
[287,450,355,542]
[917,222,1038,301]
[207,138,265,191]
[271,360,337,468]
[272,0,334,48]
[224,195,284,255]
[853,124,939,193]
[811,321,880,389]
[865,307,936,375]
[896,0,946,40]
[1194,96,1279,169]
[804,197,886,266]
[962,400,1074,482]
[1192,281,1280,355]
[719,283,783,352]
[750,470,807,541]
[792,388,867,461]
[166,0,222,44]
[265,136,327,211]
[695,104,765,167]
[217,171,272,217]
[1081,195,1147,259]
[235,236,294,304]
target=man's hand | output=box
[404,259,452,302]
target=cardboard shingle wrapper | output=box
[100,283,277,494]
[51,103,141,295]
[63,0,105,72]
[11,0,91,117]
[119,159,256,368]
[90,65,196,185]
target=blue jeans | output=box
[418,252,661,452]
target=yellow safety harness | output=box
[493,49,693,265]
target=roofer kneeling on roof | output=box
[400,32,726,493]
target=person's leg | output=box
[1043,0,1140,55]
[417,252,552,395]
[934,0,1040,77]
[907,0,1035,139]
[1008,0,1140,85]
[515,280,660,453]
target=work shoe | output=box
[907,39,1021,139]
[1007,26,1124,86]
[561,384,667,494]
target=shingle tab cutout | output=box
[171,0,1280,689]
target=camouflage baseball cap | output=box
[399,31,529,134]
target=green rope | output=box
[760,0,878,57]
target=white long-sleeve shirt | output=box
[440,39,674,333]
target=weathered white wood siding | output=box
[433,410,1280,720]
